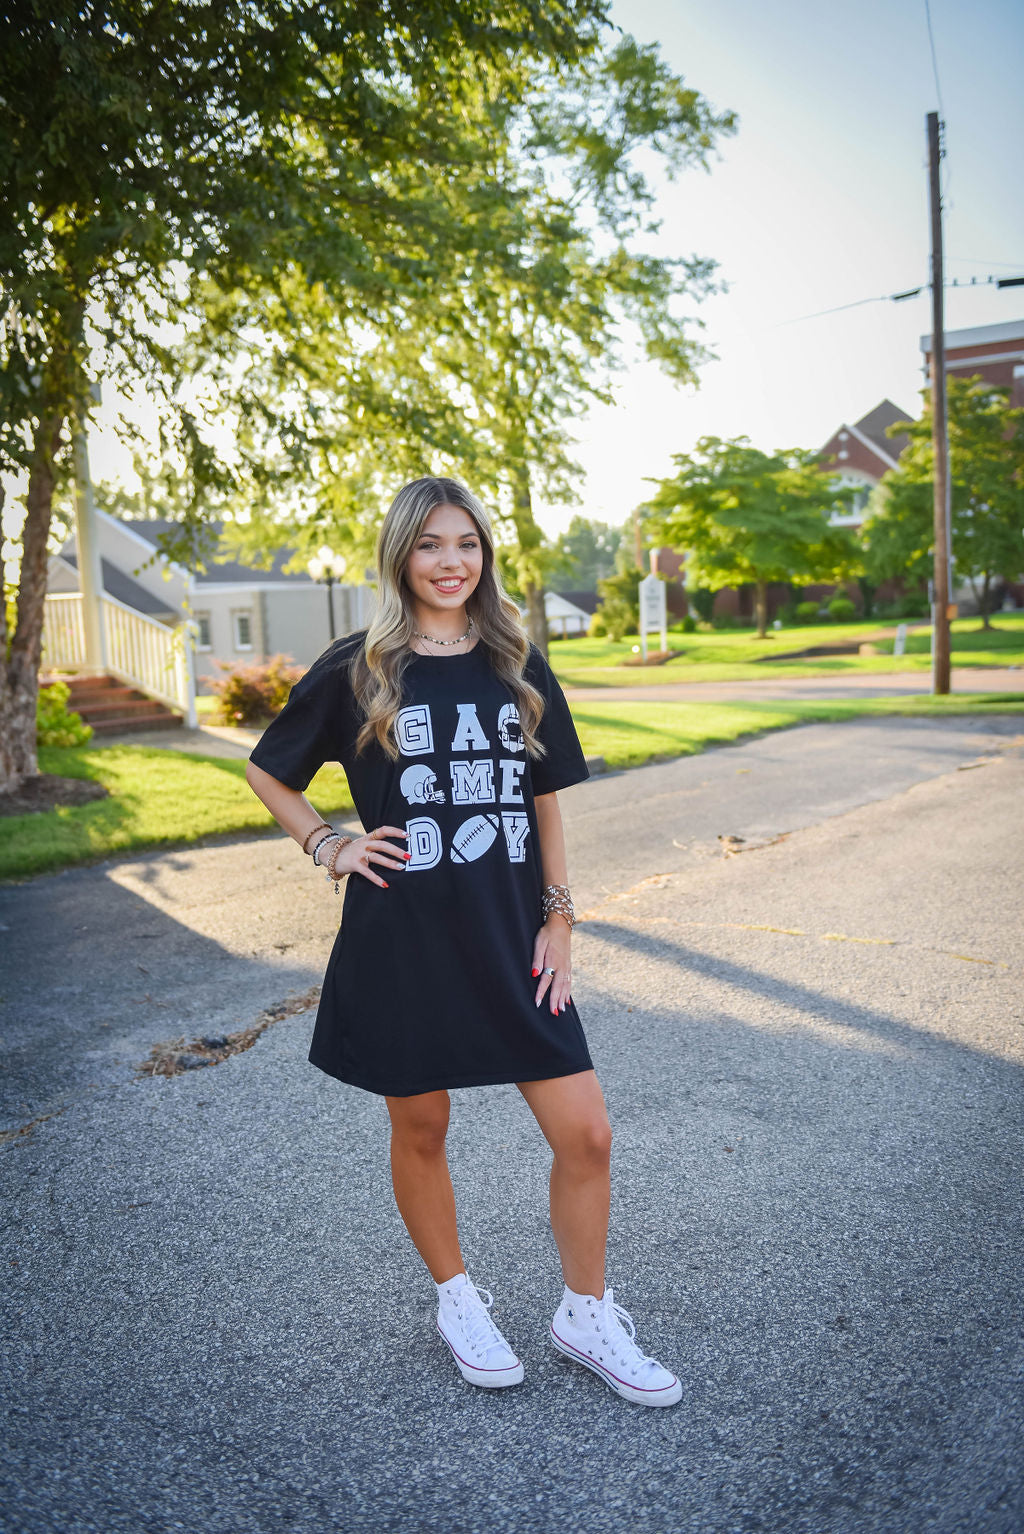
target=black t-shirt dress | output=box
[248,631,594,1096]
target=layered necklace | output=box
[413,615,475,649]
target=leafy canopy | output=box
[644,436,858,601]
[0,0,612,473]
[863,379,1024,608]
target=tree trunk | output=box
[980,570,992,630]
[0,414,65,793]
[754,580,768,639]
[510,463,548,660]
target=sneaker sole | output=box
[550,1324,682,1407]
[437,1323,524,1388]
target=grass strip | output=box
[571,694,1024,769]
[550,615,1024,687]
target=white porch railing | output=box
[43,593,197,726]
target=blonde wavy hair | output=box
[348,477,548,762]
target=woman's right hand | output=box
[334,825,409,888]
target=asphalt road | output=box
[2,716,1022,1533]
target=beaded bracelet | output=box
[542,882,576,930]
[310,830,337,864]
[302,821,333,855]
[312,833,339,867]
[325,836,354,894]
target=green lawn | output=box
[4,690,1023,881]
[1,746,355,880]
[549,614,1024,687]
[572,692,1024,770]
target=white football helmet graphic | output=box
[400,763,446,805]
[497,702,525,753]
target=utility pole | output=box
[927,110,951,695]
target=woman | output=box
[246,477,680,1406]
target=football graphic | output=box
[450,813,501,863]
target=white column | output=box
[72,414,108,673]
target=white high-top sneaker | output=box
[551,1286,682,1406]
[436,1273,524,1388]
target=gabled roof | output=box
[554,589,601,614]
[853,400,913,460]
[56,553,179,622]
[122,520,315,585]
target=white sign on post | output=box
[638,573,667,661]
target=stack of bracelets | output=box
[301,821,354,894]
[541,882,576,930]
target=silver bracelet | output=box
[312,834,340,867]
[541,883,575,930]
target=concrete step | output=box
[88,713,184,735]
[44,673,184,735]
[74,696,176,722]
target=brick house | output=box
[921,318,1024,407]
[818,400,913,532]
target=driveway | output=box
[3,716,1022,1533]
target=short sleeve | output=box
[247,637,360,791]
[524,642,590,796]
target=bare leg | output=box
[516,1071,611,1296]
[385,1090,465,1284]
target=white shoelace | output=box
[449,1281,512,1362]
[592,1290,663,1380]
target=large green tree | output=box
[643,436,859,637]
[176,36,736,653]
[863,378,1024,627]
[0,0,608,790]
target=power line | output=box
[949,256,1024,270]
[775,272,1022,327]
[923,0,946,119]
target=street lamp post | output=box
[307,546,347,641]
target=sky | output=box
[549,0,1024,534]
[78,0,1024,542]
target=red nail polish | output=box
[382,881,389,889]
[403,852,411,859]
[532,968,539,977]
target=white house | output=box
[47,511,376,690]
[541,591,599,637]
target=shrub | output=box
[678,614,697,634]
[827,596,857,621]
[795,601,821,623]
[588,611,607,638]
[37,680,92,747]
[896,593,930,618]
[212,654,303,725]
[775,603,797,625]
[686,587,716,624]
[595,597,634,642]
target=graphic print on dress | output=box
[406,816,443,870]
[398,700,531,871]
[450,813,501,863]
[400,763,446,804]
[497,702,524,752]
[396,704,434,756]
